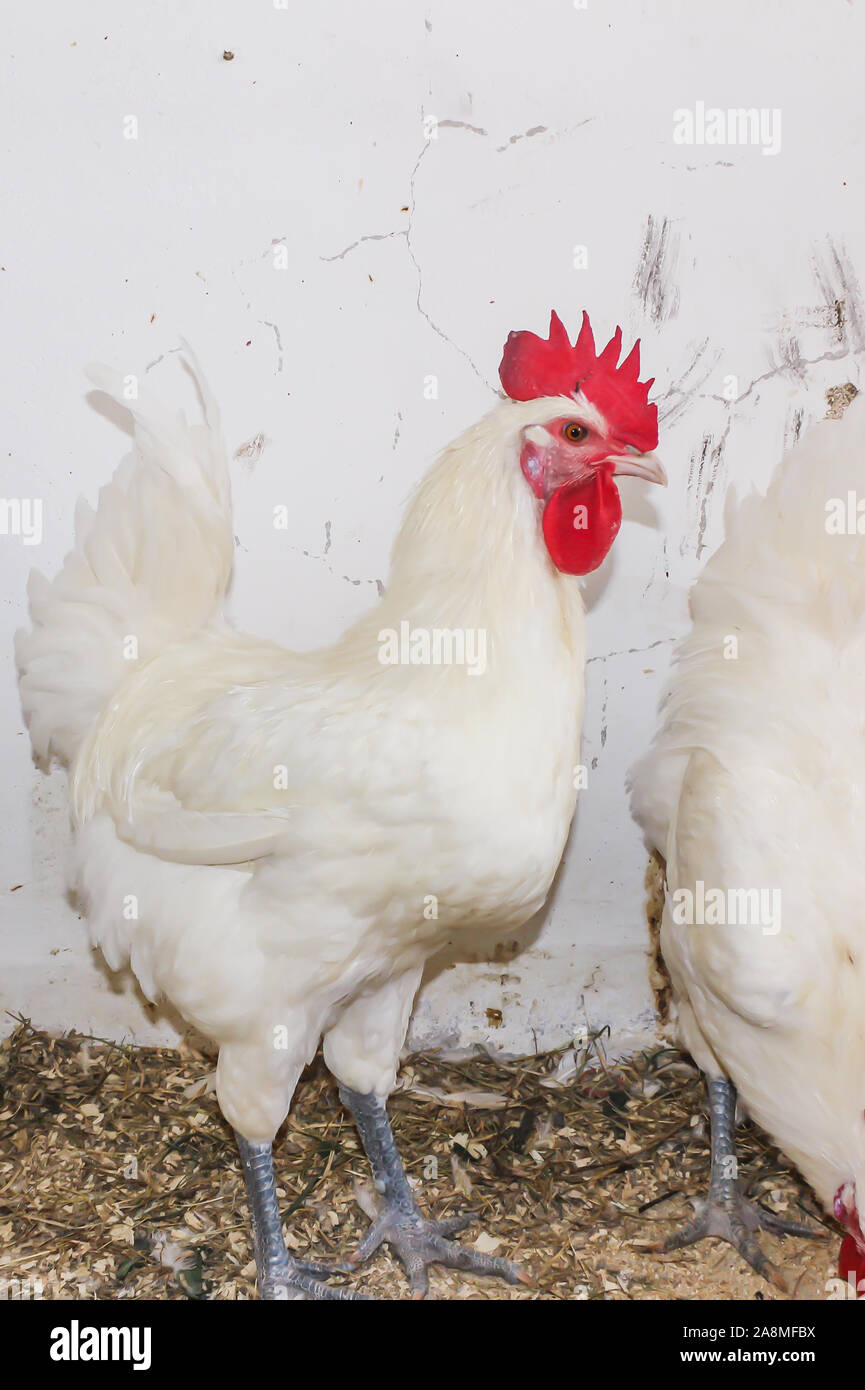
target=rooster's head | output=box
[500,310,665,574]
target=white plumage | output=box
[631,392,865,1271]
[17,353,587,1200]
[18,319,668,1296]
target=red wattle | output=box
[542,471,622,575]
[839,1235,865,1295]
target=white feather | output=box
[631,393,865,1233]
[20,366,589,1142]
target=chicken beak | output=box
[606,450,667,487]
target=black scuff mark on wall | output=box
[811,237,865,354]
[783,406,804,451]
[656,338,720,429]
[633,215,681,326]
[682,425,730,559]
[770,331,810,386]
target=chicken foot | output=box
[339,1085,528,1298]
[653,1076,824,1289]
[237,1135,361,1300]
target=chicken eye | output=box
[563,422,588,443]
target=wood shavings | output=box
[0,1020,836,1301]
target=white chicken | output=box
[630,389,865,1290]
[17,313,664,1299]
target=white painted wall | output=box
[3,0,864,1054]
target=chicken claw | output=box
[652,1076,826,1290]
[339,1085,528,1298]
[258,1259,364,1302]
[237,1134,365,1301]
[347,1204,527,1299]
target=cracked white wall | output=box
[3,0,865,1056]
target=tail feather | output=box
[16,351,234,764]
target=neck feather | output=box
[341,397,586,680]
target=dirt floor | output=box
[0,1020,840,1301]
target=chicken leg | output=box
[236,1135,360,1300]
[338,1086,528,1298]
[653,1076,823,1289]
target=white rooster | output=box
[630,390,865,1290]
[17,313,665,1299]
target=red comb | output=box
[499,310,658,453]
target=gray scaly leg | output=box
[653,1076,824,1290]
[237,1134,361,1300]
[339,1085,528,1299]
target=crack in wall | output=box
[260,319,283,373]
[437,119,487,137]
[495,125,549,152]
[320,229,407,263]
[406,137,493,390]
[255,117,594,396]
[586,637,675,666]
[286,525,384,597]
[144,346,182,375]
[704,342,854,408]
[656,339,720,427]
